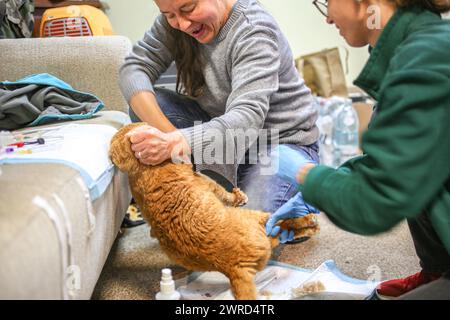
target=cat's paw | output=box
[232,188,248,206]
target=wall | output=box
[102,0,369,83]
[102,0,159,44]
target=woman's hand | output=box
[127,125,191,165]
[265,192,320,243]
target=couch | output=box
[0,36,133,299]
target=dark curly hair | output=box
[391,0,450,12]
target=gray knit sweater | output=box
[119,0,319,185]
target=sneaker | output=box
[121,201,146,228]
[375,270,442,299]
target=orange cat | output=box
[110,123,319,299]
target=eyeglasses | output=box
[313,0,328,18]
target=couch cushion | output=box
[0,111,132,299]
[0,163,131,299]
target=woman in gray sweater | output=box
[119,0,320,232]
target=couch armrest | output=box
[0,36,132,113]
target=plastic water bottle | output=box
[314,96,347,167]
[316,105,334,166]
[155,268,181,300]
[332,99,360,167]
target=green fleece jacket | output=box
[303,6,450,253]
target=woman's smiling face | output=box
[155,0,234,44]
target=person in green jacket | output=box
[266,0,450,299]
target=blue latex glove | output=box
[270,145,314,188]
[265,192,320,243]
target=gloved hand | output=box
[270,145,315,188]
[265,192,320,243]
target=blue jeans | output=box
[128,87,319,213]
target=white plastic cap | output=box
[156,268,180,299]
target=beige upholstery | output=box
[0,36,131,113]
[0,36,133,299]
[0,157,130,299]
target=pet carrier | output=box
[40,5,113,37]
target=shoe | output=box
[121,201,146,228]
[375,270,442,299]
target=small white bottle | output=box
[155,268,181,300]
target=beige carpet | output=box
[91,214,420,300]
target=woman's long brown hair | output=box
[166,20,206,98]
